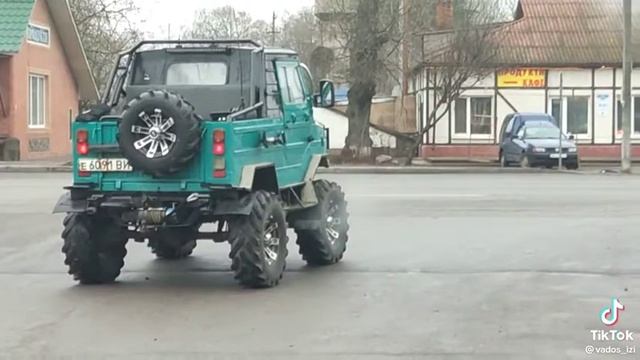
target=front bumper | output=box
[526,153,579,167]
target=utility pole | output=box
[267,12,280,46]
[400,0,409,95]
[621,0,632,173]
[558,72,563,169]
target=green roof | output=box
[0,0,35,54]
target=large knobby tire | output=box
[148,226,198,260]
[61,213,128,284]
[118,90,201,177]
[295,180,349,266]
[228,191,289,288]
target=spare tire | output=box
[118,90,201,177]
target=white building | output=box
[414,0,640,160]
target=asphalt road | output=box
[0,172,639,359]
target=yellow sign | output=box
[497,68,546,88]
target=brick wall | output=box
[9,0,78,160]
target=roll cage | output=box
[101,40,267,115]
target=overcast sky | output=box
[134,0,315,38]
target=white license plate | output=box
[549,153,568,159]
[78,158,133,172]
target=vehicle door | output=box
[502,116,520,161]
[274,60,311,182]
[499,115,513,156]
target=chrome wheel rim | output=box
[131,108,177,159]
[326,199,342,245]
[263,216,280,265]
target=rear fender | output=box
[305,155,329,181]
[52,192,89,214]
[238,163,279,194]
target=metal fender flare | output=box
[52,192,88,214]
[304,155,329,181]
[238,163,279,193]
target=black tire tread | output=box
[119,90,201,177]
[228,191,288,288]
[61,213,127,284]
[148,226,198,260]
[295,180,349,266]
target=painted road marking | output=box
[348,194,488,198]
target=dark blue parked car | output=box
[498,113,579,169]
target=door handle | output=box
[262,132,286,147]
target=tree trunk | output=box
[344,80,375,160]
[342,0,383,162]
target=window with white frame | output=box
[550,96,589,135]
[28,74,47,128]
[27,24,50,46]
[616,96,640,133]
[454,96,492,135]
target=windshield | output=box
[522,121,564,139]
[525,126,563,139]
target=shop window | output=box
[550,96,589,135]
[454,96,492,135]
[28,74,47,128]
[616,97,640,133]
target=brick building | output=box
[0,0,97,160]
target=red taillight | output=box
[213,129,225,155]
[213,142,225,155]
[76,130,88,143]
[76,130,89,155]
[77,142,89,155]
[213,129,225,143]
[213,129,226,177]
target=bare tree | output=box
[403,0,507,163]
[278,8,317,67]
[69,0,140,94]
[323,0,403,160]
[319,0,439,160]
[184,6,270,44]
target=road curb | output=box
[0,164,590,175]
[0,165,72,173]
[318,167,567,174]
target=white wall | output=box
[313,108,347,149]
[313,108,397,149]
[548,69,592,87]
[417,66,640,146]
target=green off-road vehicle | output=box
[53,40,349,288]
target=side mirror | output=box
[568,133,575,140]
[314,80,335,108]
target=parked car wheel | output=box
[499,152,509,167]
[566,160,580,170]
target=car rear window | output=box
[166,62,227,85]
